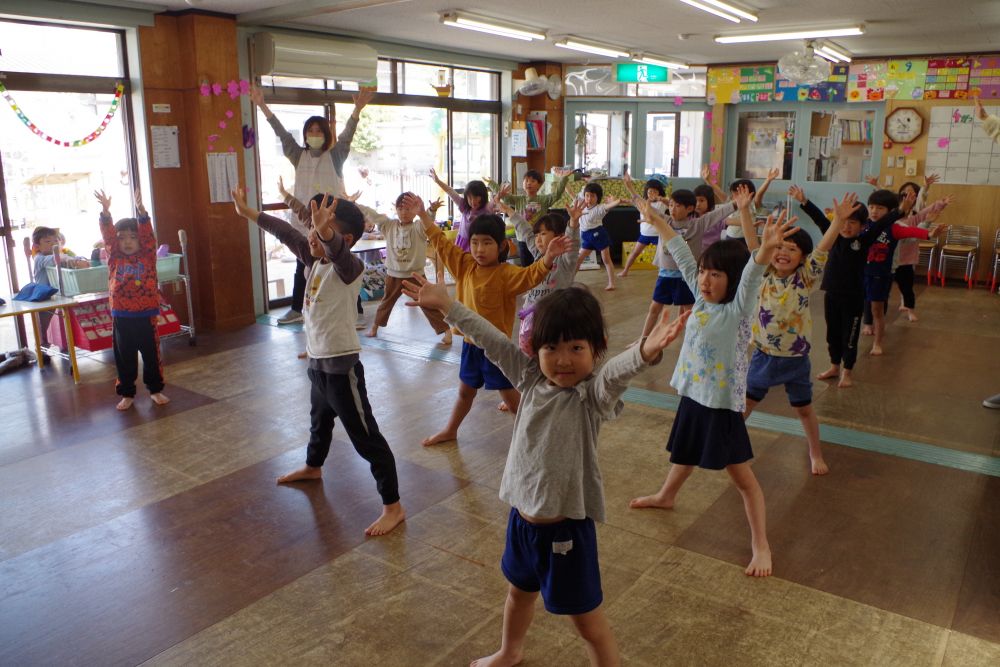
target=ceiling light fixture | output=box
[817,43,852,63]
[676,0,741,23]
[698,0,758,22]
[439,12,546,41]
[631,53,690,70]
[555,38,630,59]
[715,25,865,43]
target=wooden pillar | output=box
[512,62,565,183]
[139,13,254,330]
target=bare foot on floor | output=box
[277,465,323,484]
[441,332,453,346]
[816,366,839,380]
[629,494,674,509]
[365,327,378,338]
[838,373,853,388]
[151,392,170,406]
[616,270,628,278]
[811,457,830,476]
[604,283,615,291]
[116,397,134,411]
[498,401,511,412]
[906,311,918,322]
[869,345,883,356]
[745,547,772,577]
[422,431,457,447]
[862,325,873,336]
[470,649,524,667]
[365,502,406,536]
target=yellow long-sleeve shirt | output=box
[427,225,549,336]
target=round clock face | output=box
[886,108,923,143]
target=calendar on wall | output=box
[926,105,1000,184]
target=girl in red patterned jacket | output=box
[95,189,169,411]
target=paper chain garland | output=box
[0,81,125,147]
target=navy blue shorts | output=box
[652,275,695,306]
[864,273,893,303]
[636,234,659,246]
[581,227,610,252]
[459,341,513,390]
[746,349,812,407]
[501,508,603,615]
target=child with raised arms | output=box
[630,200,799,577]
[412,195,572,446]
[617,177,667,277]
[230,187,405,537]
[429,168,492,252]
[402,276,688,667]
[573,182,624,291]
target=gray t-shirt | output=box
[513,214,580,310]
[445,302,658,522]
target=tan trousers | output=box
[373,275,449,334]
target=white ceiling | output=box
[166,0,1000,66]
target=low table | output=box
[0,295,81,383]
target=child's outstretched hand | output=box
[278,176,289,198]
[310,194,337,239]
[230,186,259,221]
[427,197,443,216]
[925,173,940,187]
[542,234,572,265]
[428,167,442,184]
[641,309,691,363]
[700,164,714,184]
[733,184,754,210]
[864,175,879,187]
[402,272,452,313]
[787,184,807,205]
[765,167,780,182]
[832,192,860,221]
[566,197,585,225]
[974,95,987,121]
[94,189,112,214]
[757,210,800,264]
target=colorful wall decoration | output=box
[969,56,1000,99]
[923,58,971,99]
[884,59,928,100]
[775,65,848,102]
[926,104,1000,184]
[847,62,888,101]
[707,66,774,104]
[0,81,125,147]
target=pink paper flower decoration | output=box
[208,145,215,151]
[208,134,220,143]
[673,96,684,107]
[705,111,713,121]
[902,145,913,155]
[709,161,720,174]
[199,83,211,96]
[228,146,235,152]
[218,120,227,129]
[211,83,223,96]
[239,79,251,95]
[937,137,950,148]
[225,110,234,119]
[227,80,240,99]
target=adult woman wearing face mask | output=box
[251,86,374,324]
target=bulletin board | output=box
[969,56,1000,99]
[926,105,1000,184]
[707,66,774,104]
[775,64,848,102]
[885,59,928,100]
[847,62,888,101]
[923,58,971,99]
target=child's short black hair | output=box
[523,169,543,184]
[583,182,604,203]
[32,226,58,245]
[868,189,899,210]
[530,285,608,359]
[468,214,509,262]
[671,188,697,209]
[784,229,814,258]
[698,239,750,304]
[533,212,567,236]
[302,116,333,152]
[846,202,868,224]
[394,191,414,208]
[114,218,138,234]
[729,178,757,195]
[463,180,489,208]
[333,199,365,242]
[644,179,666,198]
[693,185,716,211]
[310,193,329,208]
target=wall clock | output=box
[885,107,924,144]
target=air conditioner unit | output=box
[253,32,377,82]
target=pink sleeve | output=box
[891,224,929,240]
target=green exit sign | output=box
[616,63,670,83]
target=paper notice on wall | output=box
[207,152,238,203]
[511,128,528,157]
[151,125,180,168]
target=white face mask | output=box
[306,136,325,150]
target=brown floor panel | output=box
[0,445,465,666]
[951,475,1000,643]
[674,437,986,632]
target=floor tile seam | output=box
[428,612,503,667]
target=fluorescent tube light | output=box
[632,54,689,70]
[818,44,852,63]
[677,0,740,23]
[555,39,630,59]
[439,12,546,41]
[815,48,841,63]
[715,26,865,43]
[699,0,758,22]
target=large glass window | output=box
[644,112,677,177]
[0,22,122,77]
[574,111,631,177]
[451,112,495,190]
[807,109,876,183]
[735,111,795,180]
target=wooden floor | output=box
[1,270,998,666]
